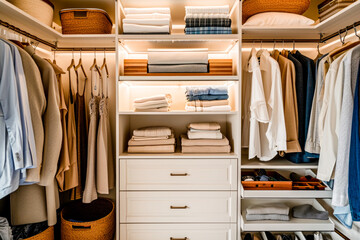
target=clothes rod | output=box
[321,20,360,43]
[242,39,320,43]
[0,19,115,51]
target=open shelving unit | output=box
[1,0,359,239]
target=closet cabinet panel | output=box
[120,159,237,191]
[120,191,237,223]
[120,224,237,240]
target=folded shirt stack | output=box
[246,203,290,221]
[133,94,172,112]
[185,86,231,112]
[147,48,209,73]
[123,8,171,34]
[184,5,232,34]
[181,122,231,153]
[128,127,175,153]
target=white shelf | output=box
[119,33,240,41]
[119,76,239,81]
[241,199,334,232]
[242,1,360,40]
[119,152,238,159]
[118,111,238,115]
[0,0,115,48]
[242,189,332,199]
[241,157,318,170]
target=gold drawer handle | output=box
[170,238,188,240]
[170,205,188,209]
[170,173,188,176]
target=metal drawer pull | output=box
[170,205,188,209]
[170,173,188,176]
[170,238,188,240]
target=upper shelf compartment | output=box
[0,0,116,48]
[117,0,240,36]
[242,1,360,40]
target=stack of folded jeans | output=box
[181,122,231,153]
[184,5,232,34]
[133,94,172,112]
[185,86,231,112]
[246,203,290,221]
[128,127,175,153]
[147,49,208,73]
[123,8,171,34]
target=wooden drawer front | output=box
[120,159,237,191]
[120,224,237,240]
[120,191,237,223]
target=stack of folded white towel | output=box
[123,8,171,34]
[246,203,290,221]
[147,48,209,73]
[133,94,172,112]
[181,122,231,153]
[128,127,175,153]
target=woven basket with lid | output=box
[61,198,115,240]
[242,0,311,23]
[60,8,113,34]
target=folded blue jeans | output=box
[186,94,229,101]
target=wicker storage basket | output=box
[23,226,54,240]
[7,0,54,27]
[61,198,115,240]
[242,0,311,23]
[60,8,113,34]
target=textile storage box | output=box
[318,0,356,22]
[241,171,292,190]
[123,59,233,76]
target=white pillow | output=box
[243,12,315,26]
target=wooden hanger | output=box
[100,49,109,78]
[291,41,297,54]
[329,29,360,59]
[90,50,102,78]
[67,50,75,71]
[75,49,88,80]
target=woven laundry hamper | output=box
[7,0,54,27]
[23,226,54,240]
[61,198,115,240]
[60,8,113,34]
[242,0,311,23]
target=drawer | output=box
[120,191,237,223]
[120,224,237,240]
[120,159,237,191]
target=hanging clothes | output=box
[96,67,114,194]
[271,50,301,153]
[10,45,61,227]
[83,67,100,203]
[286,51,317,163]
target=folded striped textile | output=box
[124,8,170,15]
[185,18,231,27]
[185,105,231,112]
[186,100,229,107]
[185,5,229,14]
[185,27,232,34]
[186,94,229,101]
[186,86,228,96]
[129,134,175,146]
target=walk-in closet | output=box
[0,0,360,239]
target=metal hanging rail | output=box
[320,20,360,43]
[242,39,320,43]
[0,19,116,51]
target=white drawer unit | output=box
[120,191,237,223]
[120,224,237,240]
[120,158,237,191]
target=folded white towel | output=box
[185,5,229,14]
[134,107,169,112]
[134,94,168,103]
[134,103,169,110]
[185,105,231,112]
[133,127,172,137]
[185,13,230,19]
[123,18,170,26]
[123,23,170,33]
[187,130,223,139]
[148,51,208,65]
[133,99,169,108]
[125,13,171,19]
[125,8,170,15]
